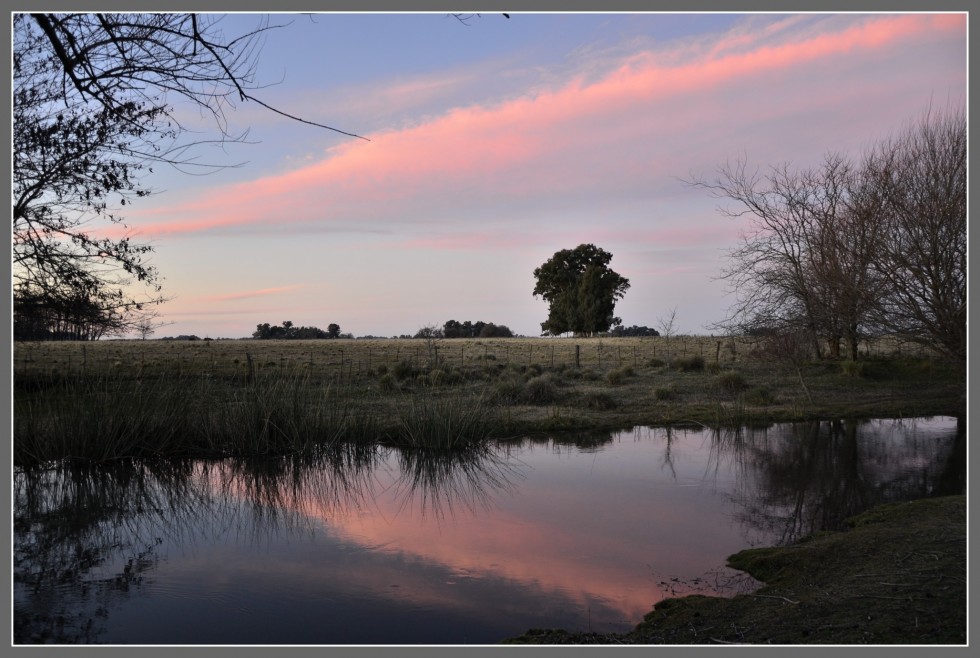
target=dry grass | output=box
[13,337,964,465]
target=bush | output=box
[378,373,397,392]
[675,355,705,372]
[493,376,525,403]
[744,386,775,405]
[581,391,617,410]
[525,363,543,378]
[716,370,747,393]
[522,374,560,404]
[392,359,418,381]
[606,366,634,385]
[840,360,871,378]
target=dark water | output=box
[13,417,965,645]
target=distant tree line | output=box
[438,320,515,338]
[252,321,351,340]
[407,322,515,339]
[14,289,120,341]
[608,325,661,337]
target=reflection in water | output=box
[722,417,965,545]
[13,417,964,644]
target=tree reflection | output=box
[716,418,964,546]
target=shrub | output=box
[522,374,560,404]
[744,386,775,405]
[716,370,747,393]
[493,376,525,403]
[840,360,871,378]
[378,373,397,392]
[581,391,617,410]
[606,366,634,385]
[427,369,447,386]
[392,359,418,381]
[675,355,705,372]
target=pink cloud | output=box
[128,14,964,240]
[204,285,302,302]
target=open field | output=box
[12,334,943,380]
[13,336,965,465]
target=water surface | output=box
[14,417,964,644]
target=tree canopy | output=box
[533,244,630,336]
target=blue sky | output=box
[93,12,966,338]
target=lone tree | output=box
[533,244,630,336]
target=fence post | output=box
[575,344,580,368]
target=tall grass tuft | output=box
[14,372,379,465]
[715,370,747,393]
[14,373,200,464]
[394,390,500,449]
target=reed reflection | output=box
[13,444,524,643]
[392,445,524,518]
[14,460,206,643]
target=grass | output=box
[504,494,966,644]
[13,336,965,465]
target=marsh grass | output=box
[394,389,501,449]
[13,339,964,464]
[14,371,380,464]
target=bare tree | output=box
[688,104,965,363]
[688,154,883,360]
[657,306,678,370]
[863,106,966,361]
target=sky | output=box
[95,11,966,339]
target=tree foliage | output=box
[442,319,514,338]
[689,105,965,362]
[608,325,661,337]
[252,321,349,340]
[533,244,630,336]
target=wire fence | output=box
[12,335,931,382]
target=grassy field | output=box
[13,336,965,464]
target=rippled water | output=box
[13,417,964,644]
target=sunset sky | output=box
[105,11,966,339]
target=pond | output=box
[13,417,965,645]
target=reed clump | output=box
[393,390,501,450]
